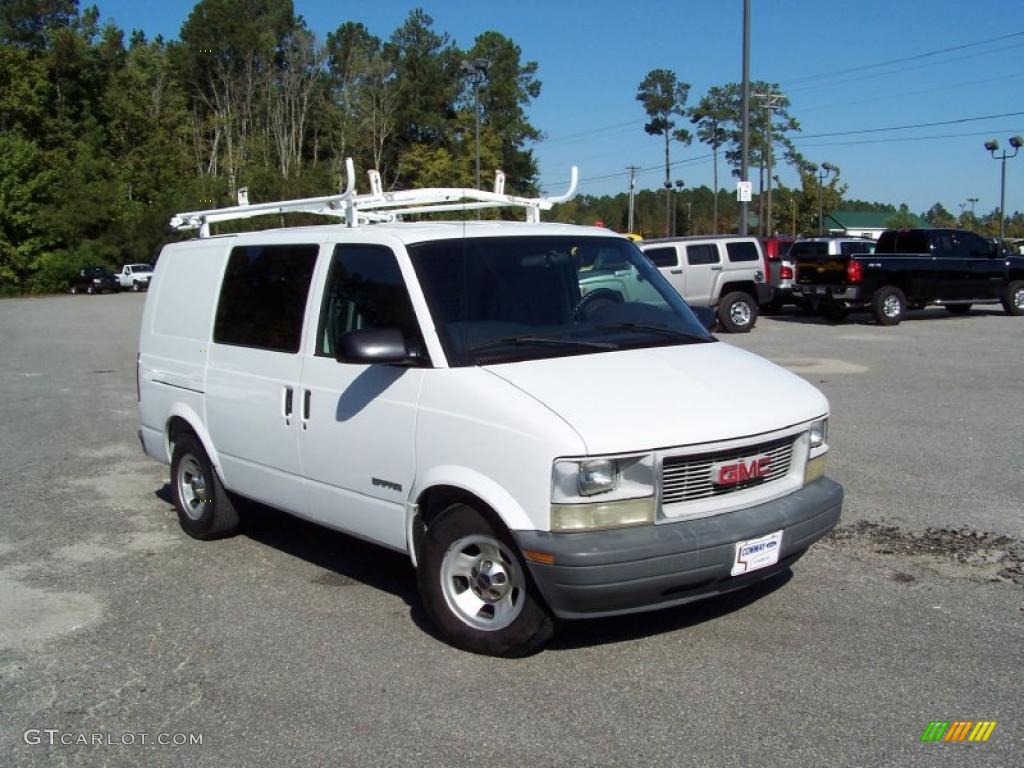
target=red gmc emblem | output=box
[711,456,771,486]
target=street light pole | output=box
[664,181,674,236]
[626,166,639,233]
[808,162,836,235]
[740,0,751,235]
[675,179,685,235]
[985,136,1022,240]
[460,58,491,191]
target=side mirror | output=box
[335,328,421,366]
[691,306,717,332]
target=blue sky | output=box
[97,0,1024,216]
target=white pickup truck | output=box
[116,263,153,292]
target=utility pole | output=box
[626,165,639,233]
[460,58,490,192]
[754,89,785,236]
[740,0,751,235]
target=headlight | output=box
[578,459,616,496]
[809,418,828,449]
[92,278,102,283]
[551,454,655,532]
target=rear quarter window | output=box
[725,241,761,262]
[685,243,720,265]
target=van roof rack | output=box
[170,158,578,237]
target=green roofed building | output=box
[825,209,928,240]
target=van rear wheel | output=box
[170,434,239,540]
[418,503,554,656]
[718,291,757,333]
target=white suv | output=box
[138,164,841,656]
[639,236,772,332]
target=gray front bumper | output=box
[513,477,843,620]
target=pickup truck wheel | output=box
[86,284,95,295]
[946,304,971,315]
[131,281,141,292]
[171,434,239,540]
[70,285,79,295]
[819,301,848,324]
[718,291,757,333]
[418,503,554,657]
[1003,281,1024,316]
[872,286,906,326]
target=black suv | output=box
[70,267,119,295]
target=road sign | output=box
[737,181,752,202]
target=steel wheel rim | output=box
[177,455,209,520]
[1014,288,1024,310]
[883,295,902,318]
[730,300,751,326]
[440,534,525,631]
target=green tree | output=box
[922,202,956,228]
[636,69,691,236]
[690,85,730,232]
[885,203,920,229]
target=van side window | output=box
[645,247,678,268]
[686,244,719,265]
[316,245,422,357]
[214,244,318,353]
[725,241,760,262]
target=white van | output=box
[639,236,772,332]
[138,165,842,656]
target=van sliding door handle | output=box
[710,265,723,271]
[670,269,683,274]
[282,386,294,418]
[302,390,311,421]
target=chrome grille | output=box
[660,437,795,505]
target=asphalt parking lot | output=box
[1,293,1021,767]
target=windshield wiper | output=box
[468,335,618,353]
[596,322,713,343]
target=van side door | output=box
[297,243,425,551]
[204,243,319,516]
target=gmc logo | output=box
[711,456,771,486]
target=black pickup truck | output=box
[793,228,1024,325]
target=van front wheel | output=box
[418,503,554,656]
[170,434,239,540]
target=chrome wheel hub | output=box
[730,301,751,326]
[883,295,902,317]
[440,535,524,631]
[177,456,208,520]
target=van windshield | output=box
[408,236,714,366]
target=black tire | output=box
[573,288,622,321]
[819,301,848,324]
[717,291,758,333]
[86,284,95,295]
[70,285,79,295]
[170,433,239,540]
[1003,280,1024,316]
[946,304,971,315]
[872,286,906,326]
[417,503,554,657]
[132,281,141,292]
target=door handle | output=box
[670,269,683,274]
[710,265,723,271]
[302,389,311,430]
[282,386,293,426]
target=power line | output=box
[781,29,1024,86]
[798,111,1024,140]
[798,73,1020,114]
[793,126,1024,148]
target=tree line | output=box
[0,0,541,292]
[1,2,1020,294]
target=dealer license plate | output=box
[731,530,783,576]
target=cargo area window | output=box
[725,241,760,262]
[316,245,423,358]
[214,244,319,353]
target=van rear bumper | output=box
[513,477,842,620]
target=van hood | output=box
[483,342,828,455]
